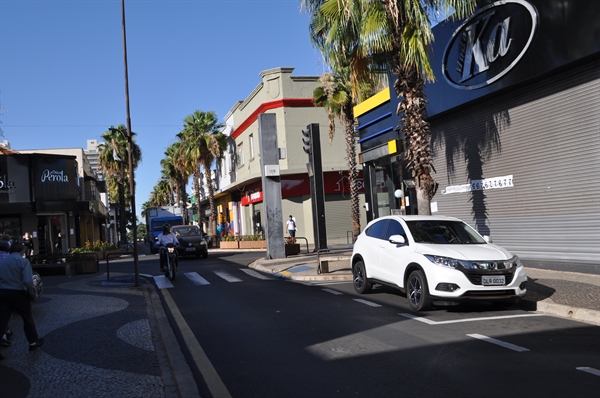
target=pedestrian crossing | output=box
[151,268,276,289]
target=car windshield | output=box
[405,220,486,244]
[174,227,201,237]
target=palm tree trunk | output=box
[342,104,361,241]
[204,162,217,237]
[193,167,202,229]
[397,66,437,215]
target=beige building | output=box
[212,67,366,245]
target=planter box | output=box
[220,241,240,249]
[285,244,301,257]
[239,241,267,250]
[72,260,98,274]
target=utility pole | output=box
[119,0,139,286]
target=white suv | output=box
[351,215,528,311]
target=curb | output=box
[520,297,600,326]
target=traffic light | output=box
[302,126,311,154]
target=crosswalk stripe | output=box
[240,269,274,280]
[154,275,174,289]
[467,333,529,352]
[185,272,210,285]
[353,298,382,307]
[214,271,243,283]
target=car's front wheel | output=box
[353,261,372,294]
[407,270,432,311]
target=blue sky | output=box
[0,0,325,218]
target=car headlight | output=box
[425,255,522,270]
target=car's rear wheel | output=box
[407,270,432,311]
[353,261,372,294]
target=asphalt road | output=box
[110,249,600,397]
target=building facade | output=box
[357,0,599,266]
[209,67,367,245]
[0,150,108,254]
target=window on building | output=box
[237,142,244,168]
[249,133,255,159]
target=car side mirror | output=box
[388,234,406,245]
[483,235,492,243]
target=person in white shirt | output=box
[286,215,297,244]
[155,224,179,271]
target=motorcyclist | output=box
[155,224,179,271]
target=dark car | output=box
[172,225,208,259]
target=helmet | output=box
[162,224,171,234]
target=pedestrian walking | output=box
[286,215,297,244]
[22,232,33,259]
[0,242,44,361]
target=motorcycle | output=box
[159,243,178,281]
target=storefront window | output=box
[373,157,404,218]
[0,217,21,242]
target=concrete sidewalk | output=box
[250,252,600,326]
[0,273,199,398]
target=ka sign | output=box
[442,0,538,90]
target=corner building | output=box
[217,67,367,245]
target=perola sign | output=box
[442,0,538,90]
[41,169,69,183]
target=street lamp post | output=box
[119,0,139,286]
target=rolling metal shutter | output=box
[430,60,600,263]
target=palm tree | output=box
[98,124,142,243]
[177,110,226,237]
[161,141,191,223]
[304,0,382,241]
[304,0,476,215]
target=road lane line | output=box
[353,299,382,307]
[214,271,243,282]
[185,272,210,285]
[467,333,530,352]
[162,289,232,398]
[400,313,545,325]
[322,288,343,295]
[240,269,274,280]
[154,275,174,289]
[576,367,600,376]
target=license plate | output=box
[185,247,196,252]
[482,275,505,286]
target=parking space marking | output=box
[400,312,545,325]
[467,333,529,352]
[576,367,600,376]
[154,275,174,289]
[240,269,274,280]
[322,288,343,295]
[185,272,210,285]
[353,299,382,307]
[214,271,243,283]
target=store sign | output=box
[40,169,69,183]
[0,175,16,192]
[442,175,514,194]
[442,0,538,90]
[241,191,263,206]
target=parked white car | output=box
[351,215,528,311]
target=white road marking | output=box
[214,271,243,282]
[185,272,210,285]
[467,333,529,352]
[576,367,600,376]
[400,312,545,325]
[154,275,174,289]
[240,269,274,280]
[322,288,343,295]
[353,299,382,307]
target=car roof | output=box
[369,215,463,224]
